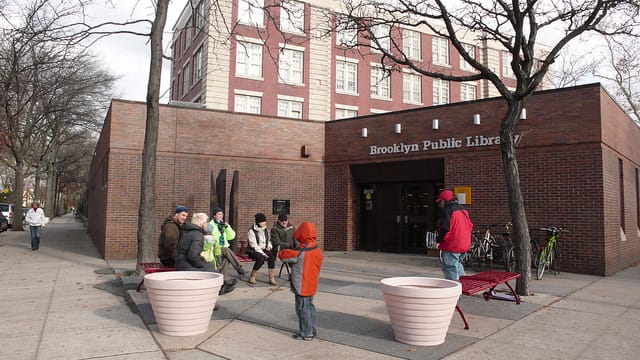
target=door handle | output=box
[405,215,408,223]
[396,215,400,223]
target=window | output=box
[336,16,357,47]
[279,47,304,85]
[433,78,449,105]
[403,72,421,104]
[234,93,262,114]
[432,36,449,66]
[460,43,475,71]
[193,47,204,82]
[370,65,391,99]
[461,82,476,101]
[278,98,303,119]
[336,107,357,119]
[280,0,304,33]
[182,63,190,94]
[196,1,206,31]
[403,29,421,60]
[238,0,264,26]
[185,28,192,53]
[372,24,390,52]
[236,40,263,78]
[336,58,358,94]
[502,51,514,78]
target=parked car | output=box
[0,203,14,228]
[0,212,8,232]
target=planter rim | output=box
[144,271,223,290]
[380,277,461,298]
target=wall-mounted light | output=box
[361,128,368,137]
[394,123,402,134]
[432,119,439,130]
[300,145,311,158]
[520,108,527,120]
[473,114,481,125]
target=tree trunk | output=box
[500,103,532,296]
[45,143,59,218]
[137,0,169,266]
[13,160,25,231]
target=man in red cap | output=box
[435,189,473,280]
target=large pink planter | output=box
[144,271,223,336]
[380,277,461,346]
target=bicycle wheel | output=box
[470,244,486,272]
[503,245,515,272]
[530,238,540,269]
[536,248,548,280]
[550,246,559,275]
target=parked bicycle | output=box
[503,226,546,273]
[468,225,500,272]
[536,226,566,280]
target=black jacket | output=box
[175,222,215,272]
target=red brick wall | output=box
[88,100,325,259]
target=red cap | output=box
[436,190,454,203]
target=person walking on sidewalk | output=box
[246,212,276,285]
[157,206,189,267]
[278,221,323,341]
[25,201,47,251]
[176,212,235,295]
[435,189,473,281]
[208,207,246,277]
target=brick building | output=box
[88,83,640,276]
[170,0,550,121]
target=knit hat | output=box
[175,205,189,214]
[254,212,267,223]
[435,190,454,203]
[212,207,223,216]
[278,213,288,221]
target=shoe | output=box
[219,284,235,295]
[292,334,313,341]
[313,328,318,337]
[213,304,220,311]
[224,278,237,287]
[237,266,246,276]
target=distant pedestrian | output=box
[25,201,47,251]
[435,189,473,280]
[157,206,189,267]
[246,212,276,285]
[278,221,323,341]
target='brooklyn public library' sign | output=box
[369,134,521,156]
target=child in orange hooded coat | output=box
[278,221,323,341]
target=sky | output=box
[86,0,186,103]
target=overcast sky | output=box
[87,0,186,103]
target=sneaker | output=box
[219,284,235,295]
[313,328,318,337]
[292,334,313,341]
[224,278,237,287]
[237,266,246,276]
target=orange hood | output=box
[294,221,317,245]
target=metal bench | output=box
[135,262,176,292]
[455,271,521,329]
[237,240,289,277]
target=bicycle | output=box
[468,225,499,272]
[536,226,566,280]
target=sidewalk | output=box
[1,214,638,359]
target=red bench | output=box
[455,271,521,329]
[237,240,290,277]
[135,262,175,292]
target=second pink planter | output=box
[380,277,461,346]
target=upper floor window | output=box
[279,47,304,85]
[460,43,475,71]
[433,78,449,105]
[461,82,477,101]
[336,16,357,47]
[370,65,391,99]
[403,72,421,104]
[238,0,264,27]
[372,23,390,52]
[185,28,192,53]
[502,51,515,78]
[193,46,204,82]
[403,29,421,60]
[196,1,206,31]
[278,98,303,119]
[280,0,304,34]
[335,107,358,119]
[432,36,449,66]
[234,93,262,114]
[182,63,190,95]
[236,40,263,79]
[336,58,358,94]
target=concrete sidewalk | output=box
[1,214,638,359]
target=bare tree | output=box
[337,0,640,294]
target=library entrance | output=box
[351,159,444,254]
